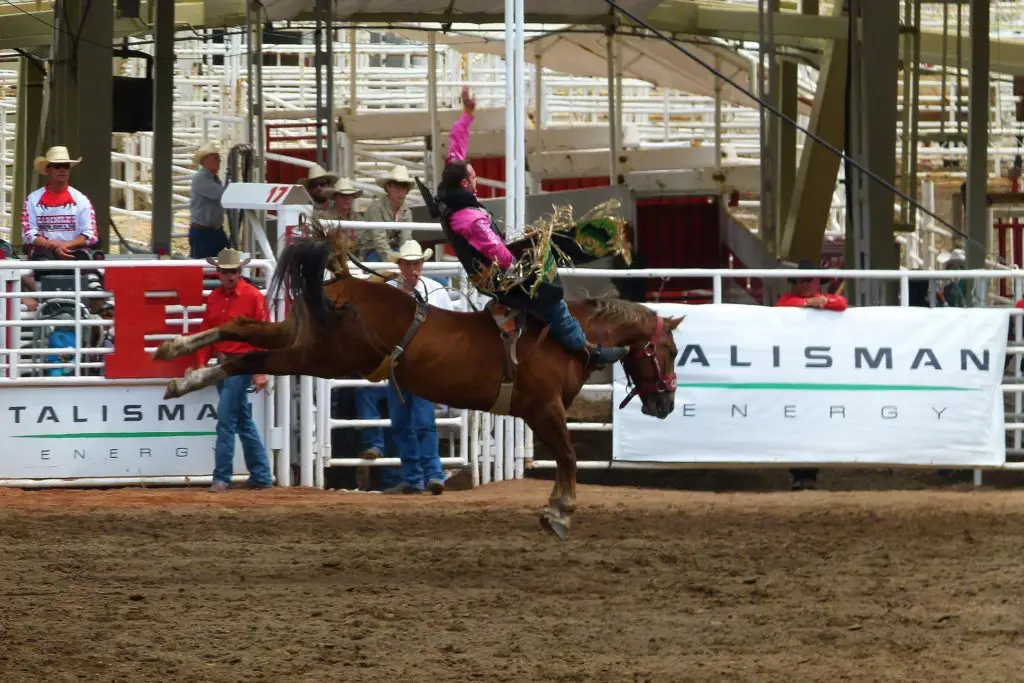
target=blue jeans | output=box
[356,384,387,454]
[213,374,273,486]
[189,225,230,259]
[385,383,444,490]
[524,298,587,352]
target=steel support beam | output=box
[846,0,900,306]
[776,60,797,241]
[151,0,175,256]
[964,0,989,285]
[75,0,113,252]
[0,11,146,50]
[779,2,847,262]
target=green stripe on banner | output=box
[15,431,216,439]
[676,382,975,392]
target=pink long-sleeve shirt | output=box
[445,112,513,269]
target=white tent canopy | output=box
[262,0,663,21]
[394,26,761,108]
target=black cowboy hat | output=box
[786,258,819,283]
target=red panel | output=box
[265,148,319,184]
[635,195,722,303]
[540,177,611,192]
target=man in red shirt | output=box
[776,259,849,490]
[194,248,273,492]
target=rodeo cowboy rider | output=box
[433,87,628,370]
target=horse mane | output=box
[268,217,353,326]
[570,290,654,328]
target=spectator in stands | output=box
[359,164,414,261]
[776,259,848,491]
[189,142,230,259]
[381,240,456,495]
[323,177,363,245]
[301,164,339,218]
[21,145,100,296]
[193,247,274,492]
[937,248,967,307]
[23,145,98,259]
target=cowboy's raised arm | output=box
[446,87,476,165]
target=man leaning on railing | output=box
[22,146,98,259]
[776,259,848,491]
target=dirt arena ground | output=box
[1,479,1023,682]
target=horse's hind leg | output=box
[163,348,305,399]
[154,317,295,361]
[528,403,578,541]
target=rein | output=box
[618,315,678,409]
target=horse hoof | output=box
[539,510,569,541]
[153,340,179,361]
[163,380,182,400]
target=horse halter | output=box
[618,315,678,409]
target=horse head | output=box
[575,296,682,420]
[619,312,683,419]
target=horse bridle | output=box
[618,315,678,409]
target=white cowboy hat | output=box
[300,164,339,188]
[375,164,416,189]
[192,142,220,167]
[206,247,252,270]
[34,146,81,175]
[389,239,433,263]
[937,248,966,269]
[323,176,364,198]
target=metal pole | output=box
[606,30,618,186]
[908,0,922,229]
[252,4,265,183]
[151,0,174,256]
[427,32,440,186]
[964,0,989,279]
[504,0,517,237]
[534,55,544,129]
[325,1,336,170]
[314,7,324,166]
[514,0,527,232]
[346,26,358,178]
[714,56,722,171]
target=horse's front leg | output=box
[154,317,295,362]
[163,348,312,400]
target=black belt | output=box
[190,223,220,231]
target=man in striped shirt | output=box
[22,146,98,258]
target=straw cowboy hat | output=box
[300,163,339,188]
[375,164,416,189]
[206,247,251,271]
[34,146,81,175]
[323,176,364,198]
[192,142,220,167]
[389,239,434,263]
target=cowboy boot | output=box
[583,341,628,369]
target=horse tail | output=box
[269,219,345,327]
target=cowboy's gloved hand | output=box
[461,87,476,114]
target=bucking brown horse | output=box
[154,222,683,540]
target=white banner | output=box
[0,383,268,480]
[613,303,1010,466]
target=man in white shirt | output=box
[22,146,98,259]
[381,240,457,495]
